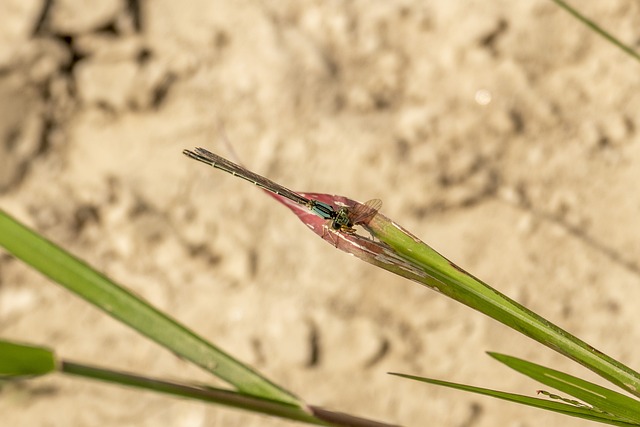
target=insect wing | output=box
[348,198,382,225]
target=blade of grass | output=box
[59,361,325,425]
[0,209,298,405]
[0,340,56,377]
[0,339,398,427]
[489,353,640,423]
[551,0,640,64]
[65,360,400,427]
[362,212,640,399]
[0,339,321,425]
[276,192,640,401]
[390,373,639,427]
[63,359,402,427]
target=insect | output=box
[183,147,381,233]
[329,198,382,233]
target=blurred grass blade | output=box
[551,0,640,64]
[390,373,639,427]
[63,361,399,427]
[59,361,325,425]
[0,209,299,405]
[0,339,395,427]
[489,353,640,423]
[0,340,56,378]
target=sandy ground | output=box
[1,1,640,426]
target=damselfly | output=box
[183,147,381,233]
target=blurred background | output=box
[1,1,639,426]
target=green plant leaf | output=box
[390,372,640,427]
[0,340,56,378]
[0,209,298,405]
[62,359,400,427]
[0,337,393,426]
[357,211,640,399]
[489,353,640,423]
[59,360,327,425]
[268,190,640,400]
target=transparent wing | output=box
[348,198,382,225]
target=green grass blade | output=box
[0,209,298,405]
[489,353,640,423]
[276,192,640,401]
[0,339,317,424]
[63,360,401,427]
[551,0,640,64]
[390,373,640,427]
[59,361,326,425]
[364,213,640,399]
[0,338,394,427]
[0,340,56,378]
